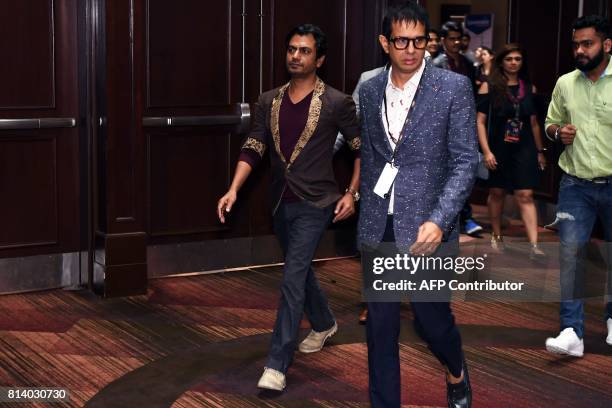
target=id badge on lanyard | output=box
[504,103,522,143]
[374,162,399,198]
[374,83,421,199]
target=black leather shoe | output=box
[446,359,472,408]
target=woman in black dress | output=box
[476,44,547,256]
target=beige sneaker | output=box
[606,318,612,346]
[257,367,286,391]
[530,243,546,260]
[298,322,338,353]
[490,235,504,251]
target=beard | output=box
[575,47,605,72]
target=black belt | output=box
[568,173,612,184]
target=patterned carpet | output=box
[0,213,611,407]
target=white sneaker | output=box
[606,318,612,346]
[545,328,584,357]
[298,322,338,353]
[257,367,286,391]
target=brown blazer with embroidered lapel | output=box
[242,78,360,213]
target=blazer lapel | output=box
[369,71,394,161]
[398,61,440,149]
[270,82,290,165]
[269,78,325,168]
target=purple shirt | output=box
[239,90,313,202]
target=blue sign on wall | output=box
[465,14,493,35]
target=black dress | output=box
[477,82,540,191]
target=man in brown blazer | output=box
[217,24,360,391]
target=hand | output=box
[409,221,443,256]
[333,193,356,223]
[217,190,237,223]
[483,152,498,170]
[559,124,577,145]
[537,152,547,170]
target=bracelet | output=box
[345,187,360,202]
[537,148,547,153]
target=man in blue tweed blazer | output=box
[358,3,478,408]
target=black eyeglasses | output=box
[388,36,429,50]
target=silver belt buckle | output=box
[591,177,610,184]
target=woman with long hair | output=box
[476,44,547,256]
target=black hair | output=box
[572,15,611,40]
[489,43,531,108]
[440,21,463,38]
[285,24,328,58]
[479,46,494,55]
[382,1,430,39]
[428,28,440,37]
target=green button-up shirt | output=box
[545,56,612,179]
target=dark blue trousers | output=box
[266,201,336,374]
[367,216,464,408]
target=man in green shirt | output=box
[544,15,612,357]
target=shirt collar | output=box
[386,60,426,92]
[604,55,612,77]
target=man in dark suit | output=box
[358,3,477,407]
[217,24,360,391]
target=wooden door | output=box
[0,0,81,293]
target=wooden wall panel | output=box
[142,0,247,243]
[148,129,230,236]
[0,0,80,260]
[509,0,563,95]
[0,0,55,109]
[583,0,610,15]
[146,0,231,108]
[104,0,143,231]
[0,137,58,248]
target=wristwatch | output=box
[345,187,360,202]
[537,148,547,153]
[554,127,561,141]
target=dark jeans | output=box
[366,216,464,408]
[266,201,336,374]
[558,174,612,338]
[460,201,472,225]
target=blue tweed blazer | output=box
[357,61,478,247]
